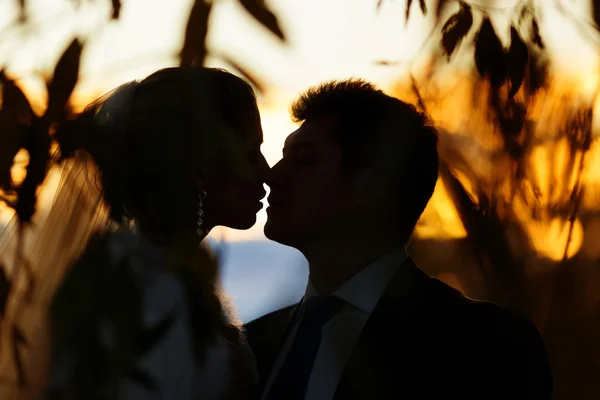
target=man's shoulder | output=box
[423,277,544,344]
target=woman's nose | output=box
[258,152,271,181]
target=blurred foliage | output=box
[1,0,600,398]
[374,1,599,399]
[0,0,285,391]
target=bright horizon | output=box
[1,0,598,242]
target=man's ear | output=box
[352,166,381,207]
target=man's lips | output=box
[267,196,284,206]
[267,197,285,210]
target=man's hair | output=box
[291,79,439,235]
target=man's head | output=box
[264,79,439,251]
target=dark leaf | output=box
[520,4,544,49]
[594,0,600,30]
[129,367,158,392]
[0,111,23,190]
[419,0,427,14]
[530,17,544,48]
[0,72,30,190]
[111,0,121,19]
[519,4,529,24]
[0,70,34,125]
[180,0,212,67]
[493,96,527,139]
[46,39,83,122]
[568,106,593,152]
[507,26,528,97]
[12,326,27,386]
[376,0,385,10]
[474,18,507,87]
[440,2,473,60]
[220,55,267,94]
[54,118,83,161]
[526,51,547,94]
[0,266,10,318]
[239,0,285,41]
[405,0,413,21]
[15,119,51,223]
[135,312,175,357]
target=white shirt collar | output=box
[305,248,407,314]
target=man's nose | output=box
[266,158,286,189]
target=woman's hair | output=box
[46,68,259,384]
[59,67,258,242]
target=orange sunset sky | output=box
[0,0,598,243]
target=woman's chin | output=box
[226,215,258,231]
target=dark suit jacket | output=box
[245,257,552,400]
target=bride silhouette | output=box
[0,67,269,399]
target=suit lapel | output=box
[277,297,305,351]
[334,257,432,400]
[255,298,305,396]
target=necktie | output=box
[265,295,346,400]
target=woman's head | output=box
[71,67,268,243]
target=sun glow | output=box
[1,0,600,258]
[393,71,598,262]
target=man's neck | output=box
[302,235,405,295]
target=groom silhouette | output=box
[246,80,552,399]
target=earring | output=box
[196,191,208,237]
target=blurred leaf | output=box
[405,0,427,22]
[474,18,507,87]
[0,265,10,318]
[520,5,545,49]
[239,0,285,41]
[135,312,174,357]
[530,17,544,49]
[111,0,121,19]
[0,112,23,190]
[15,120,51,222]
[0,70,33,125]
[405,0,413,20]
[54,118,83,161]
[376,0,385,10]
[17,0,26,22]
[440,1,473,60]
[526,51,547,94]
[518,3,531,24]
[180,0,212,67]
[507,26,528,97]
[493,97,527,139]
[12,325,27,386]
[219,54,266,94]
[594,0,600,30]
[0,72,30,190]
[374,59,401,66]
[46,39,83,122]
